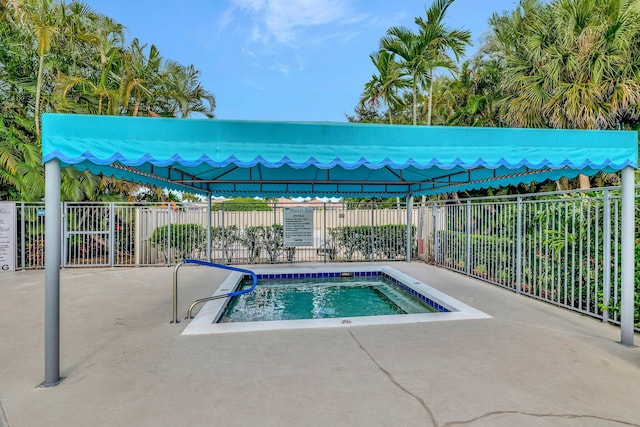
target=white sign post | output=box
[0,202,16,272]
[284,207,314,247]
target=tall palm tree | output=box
[380,26,427,125]
[380,0,470,125]
[120,38,161,116]
[360,50,410,124]
[415,0,471,125]
[22,0,59,137]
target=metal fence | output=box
[424,187,638,328]
[7,190,639,329]
[11,200,419,269]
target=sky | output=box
[85,0,519,122]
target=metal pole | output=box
[433,202,439,264]
[61,202,67,268]
[370,203,375,260]
[323,202,327,263]
[221,203,226,264]
[20,202,25,270]
[42,159,62,387]
[465,200,471,276]
[108,202,115,267]
[406,195,413,263]
[206,193,212,262]
[602,190,611,323]
[172,262,184,323]
[620,166,635,347]
[166,203,171,266]
[273,202,277,264]
[516,196,523,295]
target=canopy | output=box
[41,114,638,197]
[39,113,639,388]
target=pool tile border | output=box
[182,266,491,335]
[246,271,449,313]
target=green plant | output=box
[211,225,241,263]
[149,223,206,262]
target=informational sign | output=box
[0,202,16,272]
[284,207,314,247]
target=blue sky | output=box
[85,0,519,122]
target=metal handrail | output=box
[172,259,259,323]
[172,261,185,323]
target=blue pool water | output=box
[220,276,438,323]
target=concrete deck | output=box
[1,263,639,427]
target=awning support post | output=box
[620,166,635,347]
[42,159,62,387]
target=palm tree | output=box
[497,0,640,188]
[380,26,427,125]
[380,0,470,125]
[22,0,59,137]
[161,61,216,118]
[415,0,471,125]
[120,38,161,116]
[360,50,410,124]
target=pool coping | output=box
[182,266,492,335]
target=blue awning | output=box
[41,113,638,197]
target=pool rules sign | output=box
[283,207,314,247]
[0,202,16,272]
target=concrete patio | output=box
[1,262,639,427]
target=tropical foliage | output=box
[0,0,215,201]
[353,0,640,189]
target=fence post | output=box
[221,203,226,264]
[108,203,115,267]
[465,200,471,276]
[433,202,439,264]
[406,195,413,263]
[167,203,171,266]
[323,202,327,263]
[370,203,375,260]
[273,202,277,264]
[20,202,25,270]
[602,190,611,323]
[206,193,212,263]
[61,202,67,268]
[516,196,523,295]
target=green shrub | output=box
[149,223,206,261]
[212,197,272,211]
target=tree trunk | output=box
[35,53,45,137]
[132,98,140,117]
[427,72,433,126]
[412,75,417,125]
[578,173,591,189]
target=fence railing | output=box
[10,200,421,269]
[424,187,638,329]
[6,189,639,329]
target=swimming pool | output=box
[221,275,438,323]
[182,266,491,335]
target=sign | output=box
[0,202,16,272]
[283,207,314,247]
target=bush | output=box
[328,224,416,261]
[149,223,206,261]
[211,225,241,263]
[211,197,272,211]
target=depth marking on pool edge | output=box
[341,319,352,324]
